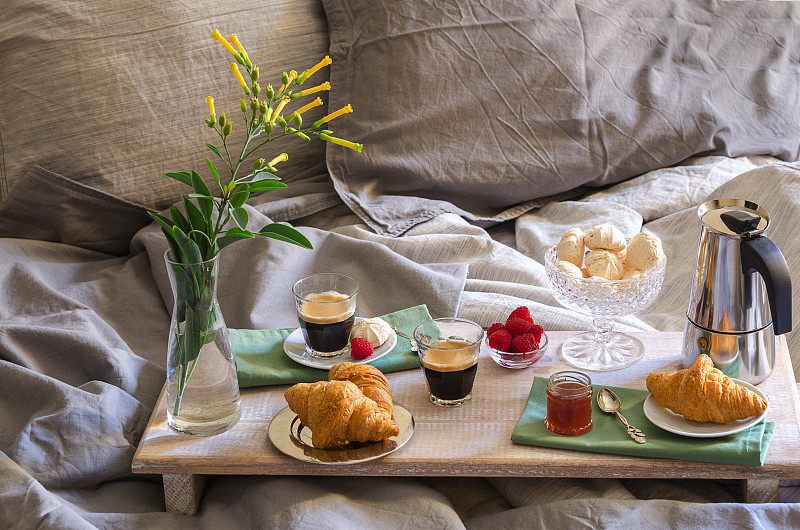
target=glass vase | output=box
[164,250,241,436]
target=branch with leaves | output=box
[149,30,363,264]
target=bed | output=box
[2,0,800,527]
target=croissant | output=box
[284,380,399,448]
[328,362,394,416]
[646,354,768,423]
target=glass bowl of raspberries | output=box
[486,306,548,369]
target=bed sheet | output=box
[1,156,799,528]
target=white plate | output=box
[283,318,398,369]
[268,402,415,464]
[643,378,768,438]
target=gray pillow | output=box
[322,0,800,235]
[0,0,330,209]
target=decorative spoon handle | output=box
[615,412,647,444]
[390,325,418,351]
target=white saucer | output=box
[283,319,398,369]
[643,378,768,438]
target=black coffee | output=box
[423,363,478,401]
[299,314,355,353]
[421,341,478,401]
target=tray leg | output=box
[740,479,779,503]
[163,473,207,515]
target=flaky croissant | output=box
[328,362,394,416]
[284,380,399,448]
[646,354,768,423]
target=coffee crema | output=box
[298,291,355,323]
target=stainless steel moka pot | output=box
[682,199,792,384]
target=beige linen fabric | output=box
[0,0,329,208]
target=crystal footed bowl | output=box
[544,246,666,371]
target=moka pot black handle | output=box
[740,236,792,335]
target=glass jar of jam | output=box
[544,371,593,436]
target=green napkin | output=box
[229,304,431,387]
[512,377,775,466]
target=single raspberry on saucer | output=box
[350,338,374,360]
[488,329,512,351]
[486,323,505,337]
[530,324,544,342]
[511,333,539,355]
[505,317,532,336]
[508,306,533,325]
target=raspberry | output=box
[511,333,539,355]
[350,338,374,360]
[530,324,544,342]
[505,317,532,336]
[509,306,534,325]
[486,323,505,337]
[488,329,512,352]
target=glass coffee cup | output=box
[414,318,484,407]
[293,273,358,358]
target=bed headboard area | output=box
[1,0,798,233]
[0,0,330,208]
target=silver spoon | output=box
[597,388,646,444]
[389,325,418,351]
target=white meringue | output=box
[351,317,393,347]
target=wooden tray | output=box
[132,332,800,514]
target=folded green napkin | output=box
[512,377,775,466]
[229,304,430,387]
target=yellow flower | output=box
[268,153,289,167]
[272,97,290,121]
[318,133,363,153]
[293,97,323,116]
[212,30,239,59]
[230,63,251,95]
[296,81,331,97]
[205,96,216,119]
[228,34,249,62]
[312,104,353,128]
[298,56,332,83]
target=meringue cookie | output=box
[584,223,627,252]
[556,228,585,267]
[351,317,393,347]
[626,232,663,271]
[554,260,584,277]
[584,250,624,280]
[621,269,646,280]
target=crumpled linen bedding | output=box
[1,156,800,528]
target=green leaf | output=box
[190,170,212,197]
[230,187,250,208]
[161,227,183,263]
[205,157,221,186]
[149,211,175,232]
[189,171,214,220]
[182,196,208,234]
[250,171,281,182]
[165,172,192,186]
[231,207,249,229]
[248,181,287,192]
[169,205,191,234]
[205,143,223,160]
[217,227,254,250]
[256,223,313,249]
[171,225,203,263]
[182,304,204,364]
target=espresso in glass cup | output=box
[414,318,484,407]
[293,273,358,358]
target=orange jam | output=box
[544,371,593,436]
